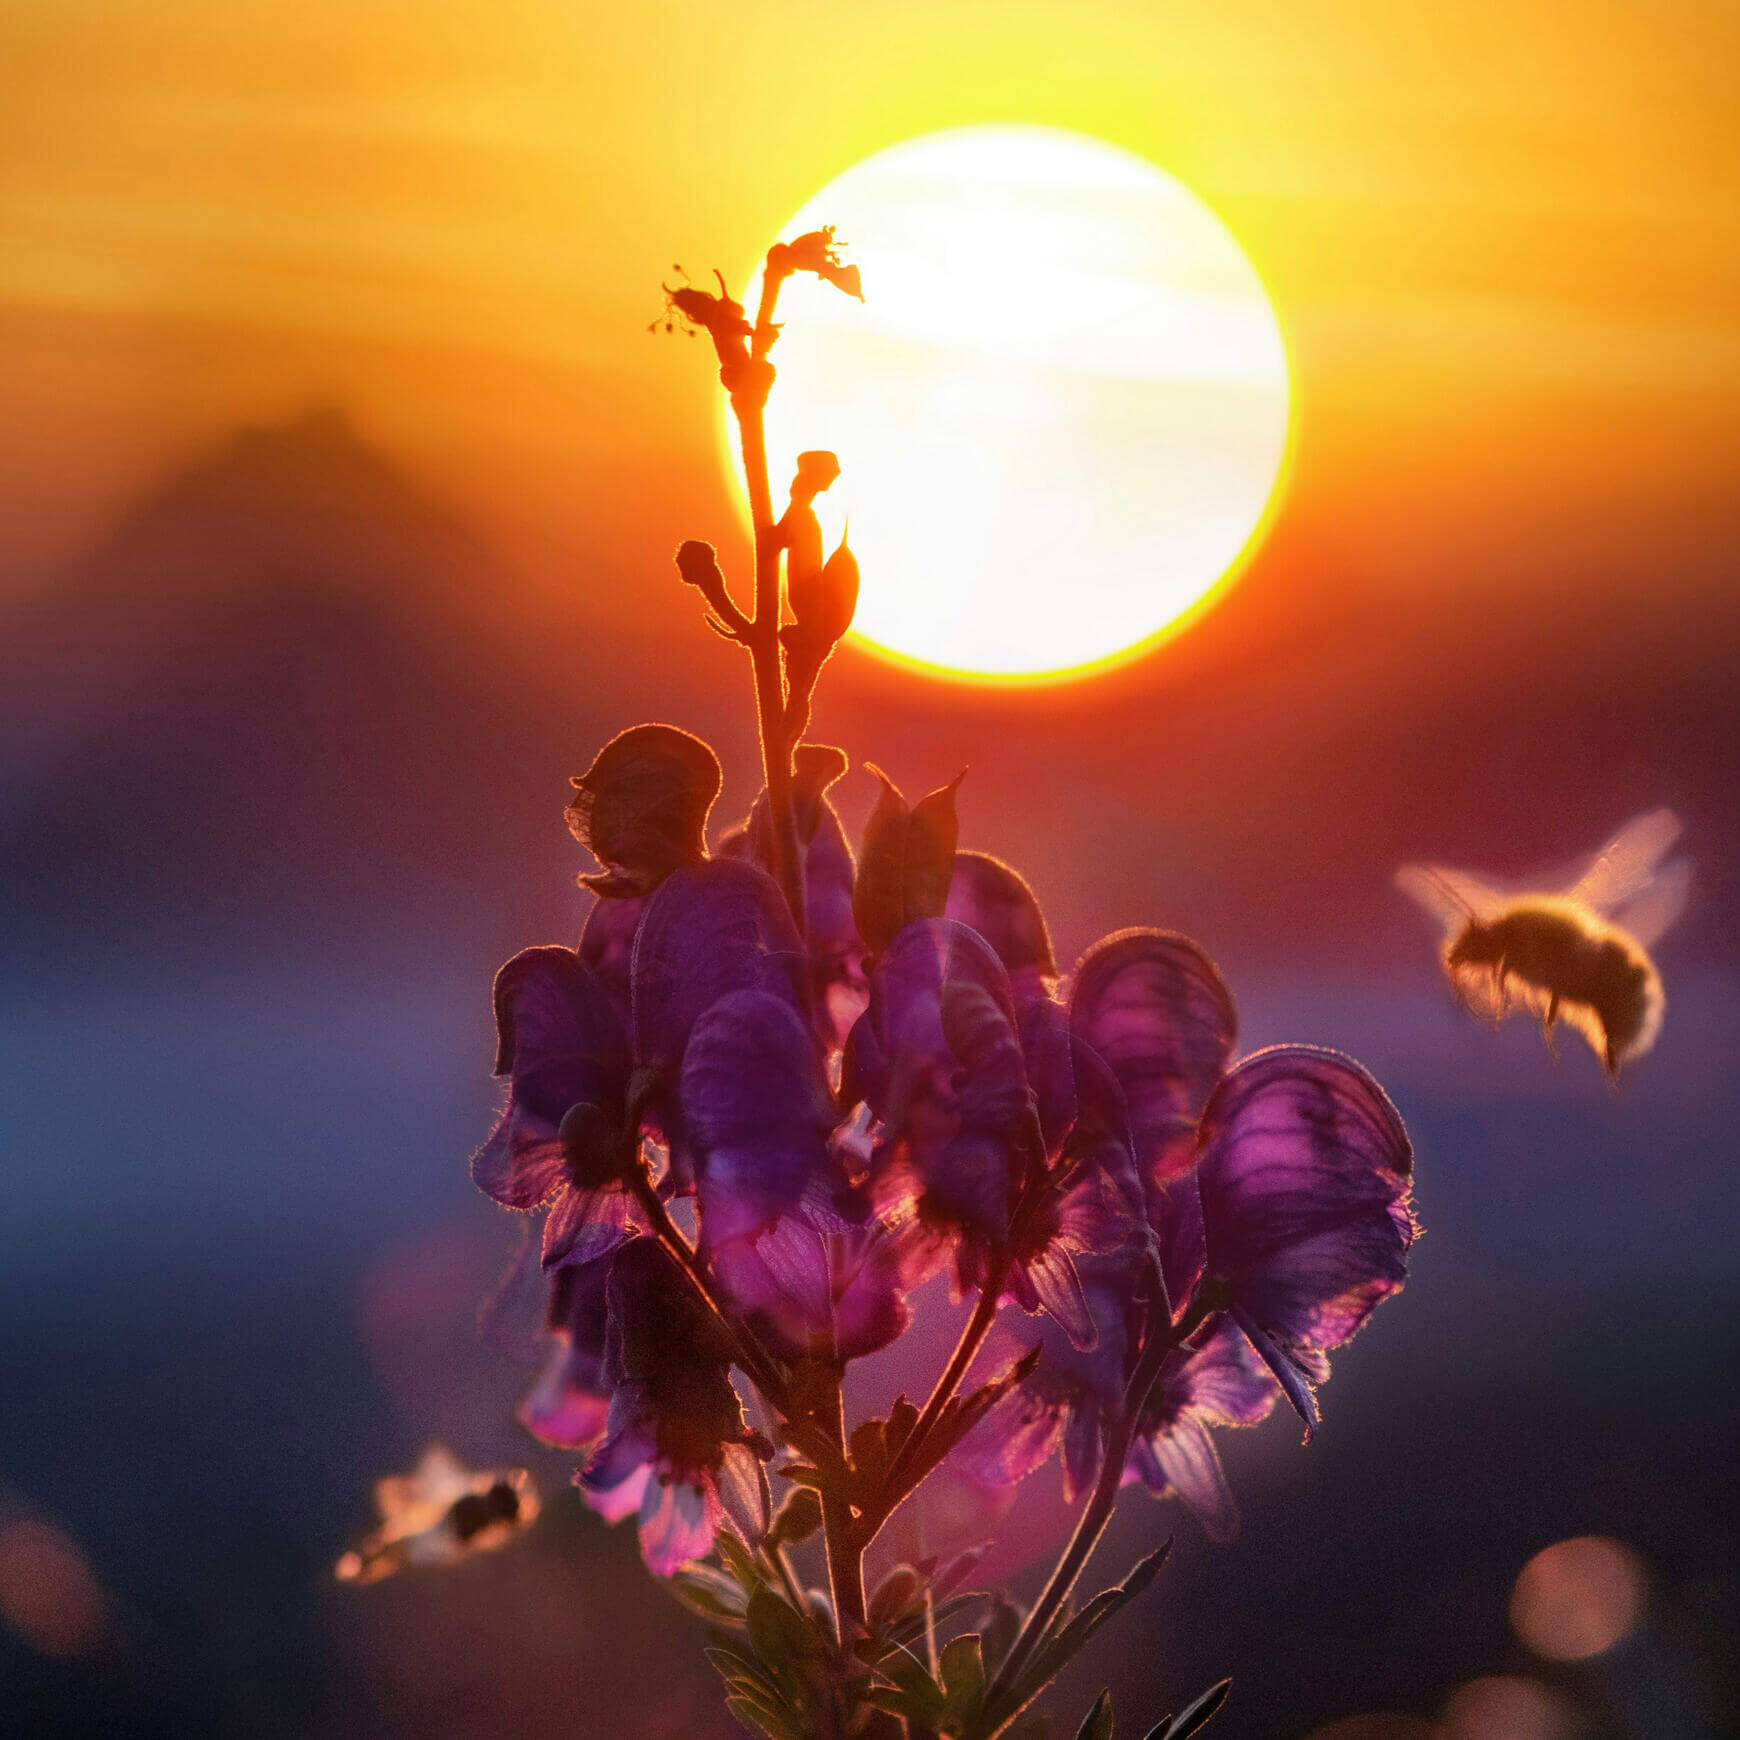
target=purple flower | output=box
[681,984,907,1361]
[1125,1319,1280,1541]
[1069,930,1239,1311]
[707,1184,910,1365]
[955,1252,1151,1502]
[566,724,722,898]
[472,946,643,1269]
[578,1240,766,1575]
[1194,1045,1416,1439]
[518,1251,616,1450]
[944,850,1058,1007]
[578,891,641,1027]
[630,857,812,1184]
[682,988,834,1242]
[718,744,867,1050]
[845,919,1141,1345]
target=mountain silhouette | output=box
[0,407,544,958]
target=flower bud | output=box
[559,1101,627,1189]
[566,724,722,897]
[852,766,965,956]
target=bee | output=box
[1397,809,1691,1080]
[334,1445,538,1584]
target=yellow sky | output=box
[2,0,1736,597]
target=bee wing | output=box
[1395,863,1507,932]
[1611,856,1692,949]
[1566,808,1682,913]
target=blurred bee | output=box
[335,1445,538,1585]
[1397,809,1692,1080]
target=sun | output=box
[726,125,1293,683]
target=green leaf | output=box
[725,1693,800,1740]
[998,1543,1174,1725]
[878,1653,946,1725]
[1147,1678,1231,1740]
[850,1417,889,1494]
[747,1589,818,1677]
[868,1563,924,1631]
[717,1531,764,1598]
[1077,1690,1114,1740]
[706,1646,777,1696]
[982,1593,1022,1678]
[940,1632,987,1725]
[884,1395,920,1459]
[671,1572,748,1626]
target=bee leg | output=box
[1491,961,1510,1016]
[1541,997,1560,1062]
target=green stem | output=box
[629,1172,790,1415]
[984,1296,1214,1720]
[815,1366,867,1642]
[727,265,807,938]
[865,1267,1007,1539]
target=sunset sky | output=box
[2,9,1738,1736]
[3,0,1736,617]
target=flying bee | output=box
[335,1445,538,1585]
[1397,809,1692,1080]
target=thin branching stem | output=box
[984,1295,1217,1718]
[864,1265,1007,1543]
[630,1172,790,1415]
[725,262,807,936]
[815,1364,868,1641]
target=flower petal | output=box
[683,989,832,1243]
[1150,1411,1239,1542]
[638,1473,723,1577]
[945,851,1057,1004]
[847,919,1031,1242]
[541,1183,637,1270]
[578,894,642,1025]
[566,723,721,896]
[1197,1045,1416,1350]
[720,747,867,1051]
[630,859,810,1083]
[1232,1305,1321,1441]
[475,948,629,1210]
[1069,930,1237,1186]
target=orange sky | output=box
[2,0,1736,627]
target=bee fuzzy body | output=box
[1442,898,1662,1078]
[1398,810,1687,1084]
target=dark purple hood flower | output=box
[1125,1319,1280,1541]
[844,919,1142,1346]
[718,744,867,1050]
[1194,1045,1416,1440]
[472,946,644,1270]
[566,723,722,898]
[944,850,1058,1007]
[954,1252,1151,1503]
[578,1240,766,1575]
[518,1250,617,1450]
[680,985,908,1361]
[578,891,641,1027]
[1069,930,1239,1312]
[630,856,813,1182]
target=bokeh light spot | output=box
[1510,1535,1648,1661]
[1304,1716,1436,1740]
[0,1519,106,1657]
[1441,1676,1583,1740]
